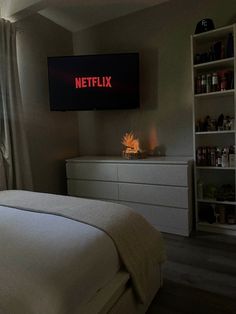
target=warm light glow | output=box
[148,125,158,153]
[121,132,140,153]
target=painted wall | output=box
[73,0,236,157]
[16,14,78,194]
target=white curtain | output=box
[0,18,33,190]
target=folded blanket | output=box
[0,190,166,304]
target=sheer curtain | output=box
[0,18,33,190]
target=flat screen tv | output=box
[47,53,139,111]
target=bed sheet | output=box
[0,205,120,314]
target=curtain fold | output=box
[0,18,33,190]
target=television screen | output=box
[47,53,139,111]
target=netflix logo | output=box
[75,76,112,89]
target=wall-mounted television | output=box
[47,53,139,111]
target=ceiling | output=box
[2,0,169,33]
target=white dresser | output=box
[66,156,193,236]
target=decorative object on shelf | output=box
[194,18,215,34]
[227,214,236,224]
[195,70,234,94]
[216,184,235,202]
[196,145,235,167]
[196,114,234,132]
[194,28,234,67]
[213,41,223,60]
[203,184,218,200]
[198,182,235,203]
[199,203,236,225]
[121,132,146,159]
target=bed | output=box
[0,190,165,314]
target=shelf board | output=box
[198,222,236,235]
[197,198,236,205]
[192,24,234,41]
[195,130,235,135]
[194,89,234,98]
[196,166,236,170]
[193,57,234,70]
[198,221,236,230]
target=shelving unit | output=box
[191,24,236,236]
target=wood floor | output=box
[147,231,236,314]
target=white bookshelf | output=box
[191,24,236,235]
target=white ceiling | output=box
[38,0,169,33]
[1,0,169,33]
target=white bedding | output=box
[0,205,120,314]
[0,190,166,313]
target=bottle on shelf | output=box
[226,33,234,58]
[195,75,202,94]
[221,44,225,59]
[210,147,216,166]
[217,114,224,131]
[229,145,235,167]
[220,71,227,91]
[206,73,212,93]
[213,41,222,60]
[212,72,219,92]
[201,74,207,93]
[221,147,229,167]
[216,147,222,167]
[226,70,234,89]
[197,180,204,199]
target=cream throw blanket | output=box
[0,190,165,304]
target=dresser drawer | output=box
[118,164,188,186]
[119,201,190,236]
[119,183,189,208]
[66,162,117,181]
[67,179,118,200]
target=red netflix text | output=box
[75,76,112,89]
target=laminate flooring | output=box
[147,231,236,314]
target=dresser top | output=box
[66,156,193,165]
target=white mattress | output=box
[0,205,120,314]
